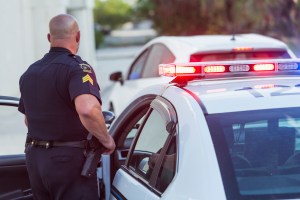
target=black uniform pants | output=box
[25,146,98,200]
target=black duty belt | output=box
[26,138,87,149]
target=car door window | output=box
[128,109,169,181]
[125,97,178,194]
[128,49,149,80]
[155,136,176,193]
[142,44,175,78]
[0,105,27,155]
[124,116,144,148]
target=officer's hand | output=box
[102,135,115,155]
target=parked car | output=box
[103,33,297,116]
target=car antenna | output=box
[231,33,235,41]
[230,13,236,41]
[231,24,236,41]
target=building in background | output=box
[0,0,96,96]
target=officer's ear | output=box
[76,31,80,43]
[47,33,51,43]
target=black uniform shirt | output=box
[18,47,101,141]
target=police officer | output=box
[18,14,115,199]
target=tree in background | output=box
[94,0,133,47]
[134,0,300,37]
[93,0,300,53]
[133,0,300,54]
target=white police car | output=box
[104,34,297,116]
[102,58,300,200]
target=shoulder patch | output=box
[82,74,94,85]
[80,63,92,73]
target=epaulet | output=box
[68,53,84,64]
[69,53,93,73]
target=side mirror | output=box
[110,71,124,85]
[102,111,115,128]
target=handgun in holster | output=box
[81,136,104,178]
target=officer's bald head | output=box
[49,14,79,39]
[48,14,80,54]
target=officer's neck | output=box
[50,40,78,54]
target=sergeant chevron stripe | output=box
[82,74,94,85]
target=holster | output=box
[81,136,104,178]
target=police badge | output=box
[80,64,92,73]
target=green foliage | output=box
[93,0,300,51]
[133,0,300,38]
[94,30,104,49]
[133,0,155,20]
[94,0,133,29]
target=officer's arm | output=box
[74,94,115,154]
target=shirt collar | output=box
[49,47,72,53]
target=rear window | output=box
[190,51,291,62]
[206,107,300,199]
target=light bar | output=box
[158,59,300,78]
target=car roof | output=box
[182,76,300,114]
[140,34,296,61]
[131,75,300,115]
[149,33,289,51]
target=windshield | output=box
[190,51,291,62]
[206,107,300,199]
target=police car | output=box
[103,58,300,200]
[2,59,300,200]
[103,34,297,116]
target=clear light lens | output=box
[229,65,250,72]
[278,63,298,70]
[159,64,176,76]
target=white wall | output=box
[30,0,69,60]
[0,0,30,96]
[0,0,96,96]
[68,0,96,66]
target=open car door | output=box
[0,96,32,199]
